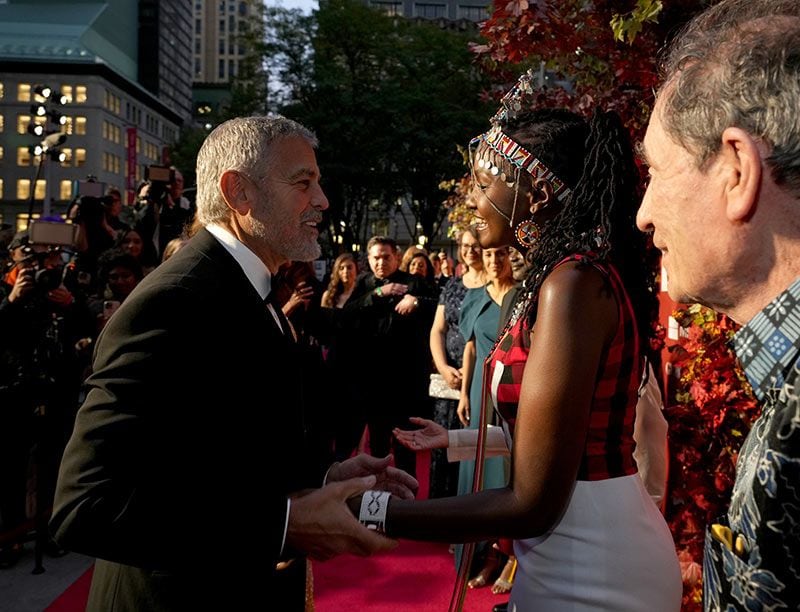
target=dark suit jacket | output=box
[50,229,320,611]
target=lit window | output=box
[17,179,31,200]
[0,179,3,199]
[0,83,3,99]
[17,147,32,167]
[75,85,87,103]
[102,120,108,140]
[75,148,86,167]
[0,114,3,133]
[17,83,31,102]
[60,180,73,200]
[136,136,141,153]
[60,148,73,167]
[75,116,87,135]
[0,146,3,161]
[61,85,73,103]
[34,180,45,200]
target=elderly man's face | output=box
[368,244,398,279]
[246,135,329,263]
[636,102,733,307]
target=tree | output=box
[265,0,492,253]
[472,0,706,136]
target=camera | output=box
[71,180,114,224]
[143,165,175,205]
[16,221,79,295]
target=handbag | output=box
[429,373,461,400]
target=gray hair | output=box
[659,0,800,193]
[195,115,318,225]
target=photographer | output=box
[0,231,93,566]
[132,167,194,259]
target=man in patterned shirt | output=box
[636,0,800,609]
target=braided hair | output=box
[500,109,657,356]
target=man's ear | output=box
[720,127,763,222]
[219,170,251,215]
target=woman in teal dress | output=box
[455,246,516,585]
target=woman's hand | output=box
[393,417,448,451]
[457,397,470,427]
[282,281,315,316]
[440,365,462,389]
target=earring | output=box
[515,218,540,249]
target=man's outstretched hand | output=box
[286,475,398,561]
[327,454,418,500]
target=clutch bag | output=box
[429,373,460,400]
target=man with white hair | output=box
[51,116,416,611]
[636,1,800,607]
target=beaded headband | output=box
[470,69,573,204]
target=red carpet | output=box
[313,450,508,611]
[46,565,93,611]
[45,451,509,611]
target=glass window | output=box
[60,180,73,201]
[371,1,403,15]
[75,116,87,135]
[195,38,201,54]
[102,120,108,140]
[229,59,235,78]
[218,59,225,79]
[34,180,45,201]
[0,146,3,161]
[62,116,73,135]
[17,83,31,102]
[195,58,202,77]
[0,83,3,99]
[17,179,31,200]
[60,148,72,167]
[414,3,446,17]
[195,18,202,35]
[75,85,87,103]
[75,148,86,168]
[17,146,32,167]
[239,1,247,16]
[219,18,225,32]
[61,84,73,103]
[0,179,3,199]
[457,5,487,19]
[219,38,225,54]
[0,114,3,133]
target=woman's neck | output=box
[462,266,486,289]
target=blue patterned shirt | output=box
[704,277,800,611]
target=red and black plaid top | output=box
[487,255,641,481]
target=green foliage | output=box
[611,0,664,44]
[263,0,491,252]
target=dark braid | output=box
[504,109,657,359]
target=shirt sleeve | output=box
[447,426,509,462]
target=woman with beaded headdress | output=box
[360,70,683,610]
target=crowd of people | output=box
[0,1,797,610]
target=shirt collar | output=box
[733,276,800,401]
[206,223,272,300]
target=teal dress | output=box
[455,286,509,568]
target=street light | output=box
[26,84,69,219]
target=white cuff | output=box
[358,490,391,533]
[446,426,510,462]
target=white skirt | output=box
[509,474,681,612]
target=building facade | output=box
[367,0,489,21]
[0,1,190,228]
[192,0,253,85]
